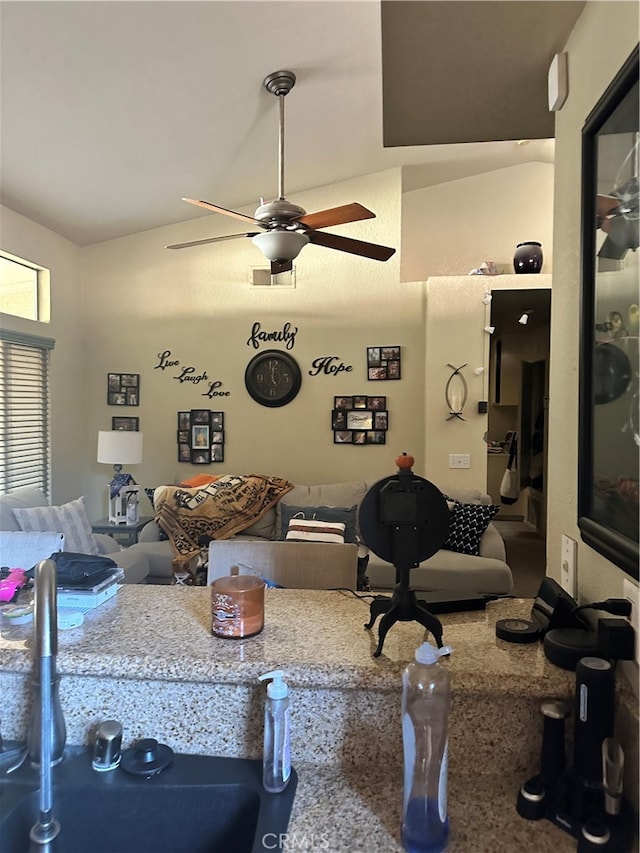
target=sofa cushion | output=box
[13,496,99,556]
[443,500,500,556]
[0,486,50,532]
[278,504,358,543]
[277,481,367,536]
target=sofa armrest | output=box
[478,522,506,563]
[93,533,123,554]
[137,521,163,543]
[208,540,358,589]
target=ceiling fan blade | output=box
[271,259,293,274]
[307,230,395,261]
[165,232,257,250]
[182,198,259,225]
[298,203,375,230]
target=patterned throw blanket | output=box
[154,474,293,556]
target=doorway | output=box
[486,289,551,534]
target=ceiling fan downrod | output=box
[263,70,296,202]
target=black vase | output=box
[513,241,543,274]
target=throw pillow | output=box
[442,500,500,556]
[13,496,99,556]
[285,516,346,544]
[278,505,358,543]
[144,487,169,542]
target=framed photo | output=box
[578,45,639,580]
[367,345,401,380]
[178,443,191,462]
[211,444,224,462]
[191,409,211,425]
[211,431,224,444]
[332,410,348,430]
[334,396,353,411]
[374,411,388,430]
[346,410,373,431]
[211,412,224,430]
[366,431,386,445]
[107,373,140,406]
[353,395,368,409]
[191,449,211,465]
[178,411,191,430]
[192,424,210,449]
[367,396,386,410]
[177,430,189,443]
[112,416,139,431]
[353,431,367,445]
[333,430,352,444]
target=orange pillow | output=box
[179,474,219,488]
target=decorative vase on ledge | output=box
[513,241,543,274]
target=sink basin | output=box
[0,746,297,852]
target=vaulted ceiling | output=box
[0,1,583,246]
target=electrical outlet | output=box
[560,535,577,597]
[622,578,640,665]
[448,454,470,469]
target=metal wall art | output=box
[367,346,401,380]
[445,363,468,420]
[107,373,139,406]
[177,410,225,464]
[332,396,388,445]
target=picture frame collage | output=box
[332,396,388,445]
[177,410,225,464]
[107,373,140,406]
[367,346,401,380]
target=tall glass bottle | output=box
[401,642,452,853]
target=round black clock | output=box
[244,349,302,407]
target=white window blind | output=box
[0,330,55,496]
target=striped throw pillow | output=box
[13,496,99,556]
[285,516,346,544]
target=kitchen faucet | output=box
[27,558,66,848]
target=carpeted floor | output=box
[494,520,546,598]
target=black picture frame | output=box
[112,416,139,431]
[176,410,226,463]
[578,46,639,580]
[367,345,401,380]
[107,373,140,406]
[330,396,389,446]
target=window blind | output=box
[0,331,55,496]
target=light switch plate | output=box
[449,454,470,469]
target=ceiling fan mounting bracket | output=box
[263,70,296,97]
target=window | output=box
[0,330,55,495]
[0,252,50,322]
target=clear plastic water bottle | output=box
[401,641,452,853]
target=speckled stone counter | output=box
[1,587,636,851]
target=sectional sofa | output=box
[133,478,513,594]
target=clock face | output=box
[244,350,302,407]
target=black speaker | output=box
[573,657,615,786]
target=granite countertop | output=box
[0,587,575,698]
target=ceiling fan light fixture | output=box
[252,230,309,262]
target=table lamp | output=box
[97,430,144,523]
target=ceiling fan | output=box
[166,70,396,273]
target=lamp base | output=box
[107,485,140,524]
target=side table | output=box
[91,516,153,547]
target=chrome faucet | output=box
[27,558,66,847]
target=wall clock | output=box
[244,349,302,407]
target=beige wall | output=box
[0,205,85,505]
[549,3,638,681]
[79,169,424,521]
[401,162,554,282]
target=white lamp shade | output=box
[252,230,309,262]
[97,430,143,465]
